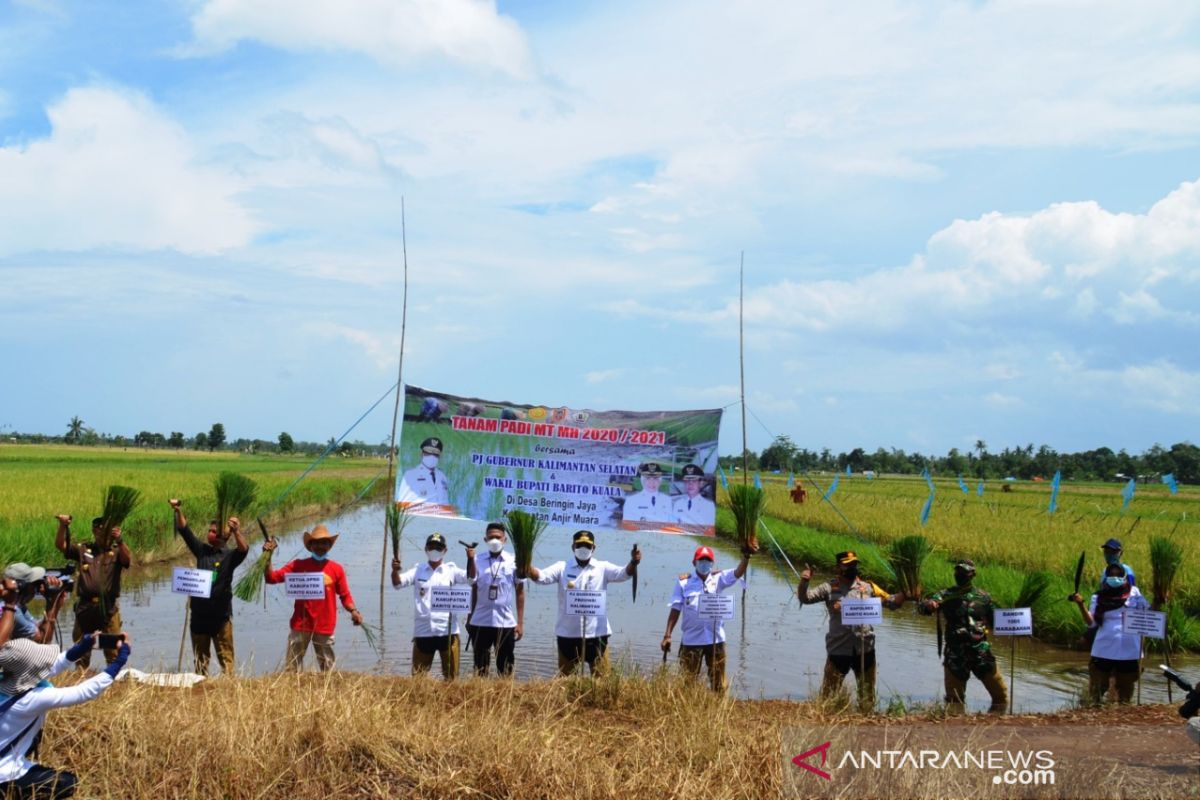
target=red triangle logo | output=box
[791,741,832,781]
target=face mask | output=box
[309,552,329,562]
[695,560,713,576]
[573,547,593,562]
[1105,575,1127,589]
[1104,552,1120,566]
[421,455,439,469]
[486,539,505,554]
[426,549,444,563]
[954,571,972,588]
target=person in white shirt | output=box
[622,463,671,525]
[397,437,451,508]
[1069,562,1150,704]
[391,533,474,680]
[467,523,524,676]
[661,544,755,691]
[671,464,717,531]
[0,634,131,799]
[527,530,641,676]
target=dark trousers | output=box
[556,635,610,676]
[470,626,516,676]
[0,765,78,799]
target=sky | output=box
[1,0,1198,457]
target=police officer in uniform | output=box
[623,463,671,524]
[391,533,475,680]
[398,437,451,506]
[672,464,716,527]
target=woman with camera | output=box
[1,565,69,645]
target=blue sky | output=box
[1,0,1198,456]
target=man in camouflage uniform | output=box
[919,558,1008,714]
[799,550,905,711]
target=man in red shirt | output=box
[263,524,363,671]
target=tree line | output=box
[720,436,1200,485]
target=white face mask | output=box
[426,549,444,563]
[421,455,439,469]
[695,560,713,576]
[486,539,505,554]
[574,546,593,562]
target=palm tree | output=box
[67,416,84,444]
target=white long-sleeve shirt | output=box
[532,559,630,638]
[1088,586,1149,661]
[0,654,114,782]
[669,568,744,646]
[393,561,471,637]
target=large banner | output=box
[395,385,723,536]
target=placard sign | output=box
[285,572,327,600]
[993,608,1033,636]
[171,567,213,599]
[566,589,607,617]
[1122,608,1167,639]
[429,585,473,613]
[697,592,734,621]
[840,597,883,625]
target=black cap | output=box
[425,533,447,549]
[638,463,664,477]
[1101,538,1122,551]
[835,551,860,565]
[420,437,443,455]
[91,517,103,527]
[954,559,976,572]
[572,530,595,547]
[680,464,704,480]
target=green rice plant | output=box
[727,484,765,551]
[98,485,141,549]
[360,622,382,657]
[505,509,547,579]
[388,502,413,561]
[1014,571,1053,609]
[884,535,932,598]
[1149,535,1183,610]
[214,472,257,532]
[233,547,270,603]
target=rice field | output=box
[0,444,389,567]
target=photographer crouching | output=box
[1,566,71,646]
[0,581,131,798]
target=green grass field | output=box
[0,444,389,567]
[718,473,1200,651]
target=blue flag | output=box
[977,480,984,496]
[1121,478,1135,512]
[957,476,969,494]
[921,466,935,494]
[1048,470,1062,514]
[787,472,795,489]
[1162,473,1179,495]
[754,472,763,490]
[823,475,839,501]
[920,492,934,526]
[846,465,852,476]
[718,466,729,490]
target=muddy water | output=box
[76,503,1194,712]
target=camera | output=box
[38,565,76,597]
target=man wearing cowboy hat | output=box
[0,632,131,798]
[799,550,906,711]
[391,533,475,680]
[671,464,717,531]
[661,543,755,691]
[622,463,672,525]
[263,524,363,672]
[398,437,451,508]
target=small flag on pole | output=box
[921,466,935,494]
[718,466,729,490]
[754,472,763,490]
[1162,473,1179,495]
[787,472,795,489]
[1121,478,1135,512]
[846,464,852,476]
[823,475,840,501]
[1048,470,1062,514]
[957,476,969,494]
[920,492,934,526]
[977,481,984,496]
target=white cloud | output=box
[584,369,623,384]
[188,0,533,77]
[1119,361,1200,414]
[984,392,1023,409]
[308,322,399,370]
[0,87,256,256]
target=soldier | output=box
[661,544,755,691]
[391,533,475,680]
[398,437,451,507]
[527,530,640,676]
[798,551,905,711]
[623,463,671,524]
[672,464,717,528]
[919,559,1008,714]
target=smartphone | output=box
[97,633,125,650]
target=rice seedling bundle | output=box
[1150,535,1183,609]
[98,485,141,550]
[727,484,765,551]
[214,471,257,532]
[388,502,413,560]
[505,509,547,579]
[1014,571,1053,609]
[884,535,932,598]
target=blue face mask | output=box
[1104,575,1126,589]
[695,560,713,576]
[309,552,329,562]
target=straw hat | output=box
[0,638,60,695]
[303,524,339,549]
